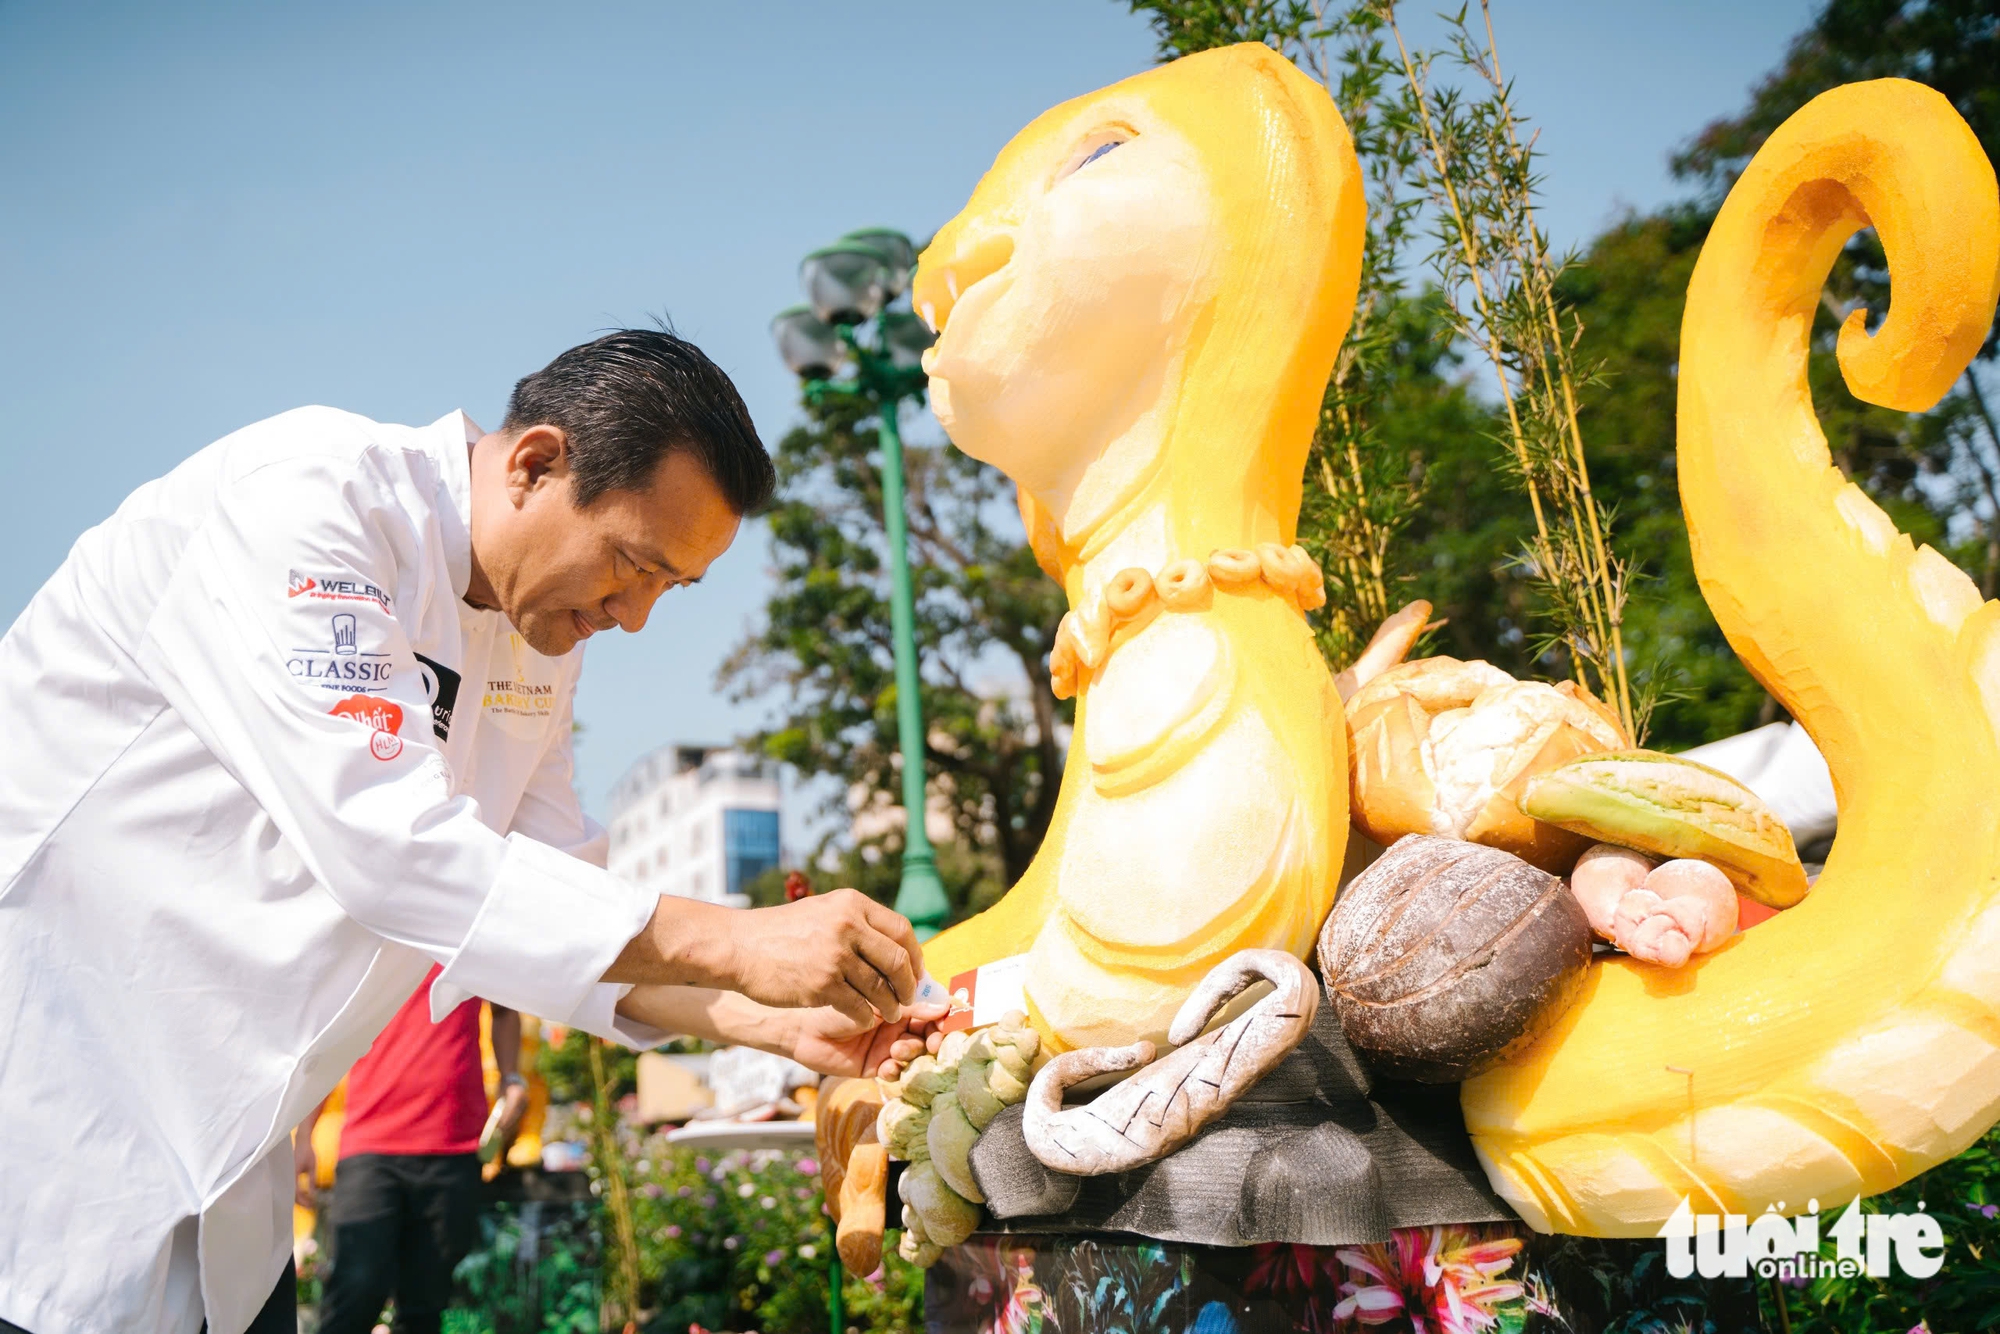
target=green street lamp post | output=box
[772,229,951,940]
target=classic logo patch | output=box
[286,569,392,611]
[329,694,404,760]
[415,653,461,741]
[289,616,393,694]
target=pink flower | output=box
[796,1157,818,1175]
[1331,1226,1524,1334]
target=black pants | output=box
[316,1153,481,1334]
[0,1259,295,1334]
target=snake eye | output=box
[1059,132,1133,182]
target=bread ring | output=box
[1155,558,1214,611]
[1206,547,1263,587]
[1071,597,1112,667]
[1256,542,1311,599]
[1290,545,1328,610]
[1104,567,1156,620]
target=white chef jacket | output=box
[0,407,669,1334]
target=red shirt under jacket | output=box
[338,963,488,1159]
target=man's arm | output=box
[145,451,915,1033]
[505,672,922,1026]
[612,986,943,1079]
[489,1005,529,1145]
[604,890,923,1025]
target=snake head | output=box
[911,90,1210,505]
[911,43,1364,559]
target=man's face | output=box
[470,426,743,656]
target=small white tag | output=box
[967,954,1028,1027]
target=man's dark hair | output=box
[504,328,775,513]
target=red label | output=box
[938,967,981,1033]
[331,695,405,760]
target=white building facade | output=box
[607,744,782,907]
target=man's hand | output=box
[611,987,949,1080]
[789,1003,950,1079]
[495,1077,530,1146]
[489,1006,528,1166]
[293,1132,318,1208]
[609,888,923,1028]
[729,889,923,1023]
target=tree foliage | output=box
[721,387,1068,920]
[1673,0,1999,215]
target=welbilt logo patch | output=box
[287,569,391,611]
[329,694,404,760]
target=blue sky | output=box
[1,0,1816,832]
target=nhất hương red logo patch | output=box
[329,694,404,760]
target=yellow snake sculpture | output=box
[911,43,1364,1052]
[1462,80,2000,1234]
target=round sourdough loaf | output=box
[1319,834,1592,1082]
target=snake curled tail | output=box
[1460,79,2000,1236]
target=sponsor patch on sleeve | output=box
[329,694,404,760]
[287,569,392,611]
[414,653,461,741]
[288,613,395,695]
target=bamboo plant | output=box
[1382,0,1640,738]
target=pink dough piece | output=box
[1646,859,1738,950]
[1568,843,1657,940]
[1610,858,1739,967]
[1617,894,1694,967]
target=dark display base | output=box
[969,1004,1513,1246]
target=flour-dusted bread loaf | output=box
[1319,834,1592,1082]
[1347,659,1627,874]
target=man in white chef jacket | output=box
[0,330,939,1334]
